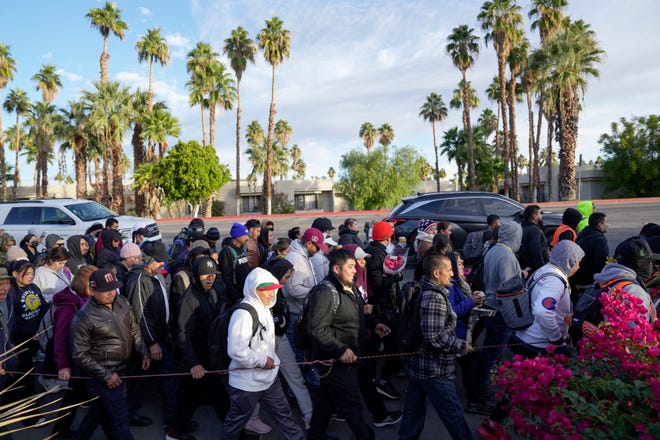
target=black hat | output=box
[193,256,221,276]
[206,227,220,240]
[89,269,122,292]
[615,237,660,264]
[562,208,583,230]
[311,217,335,232]
[142,241,168,263]
[134,227,149,237]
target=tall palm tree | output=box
[540,19,603,200]
[450,81,480,110]
[258,16,291,215]
[59,99,89,198]
[224,26,257,215]
[135,27,170,112]
[478,108,498,140]
[521,51,541,202]
[290,144,306,179]
[485,75,502,154]
[31,65,62,105]
[275,120,293,146]
[86,1,127,83]
[3,88,29,200]
[142,109,181,160]
[0,44,16,198]
[359,122,379,153]
[206,60,236,147]
[478,0,523,197]
[446,24,480,190]
[26,101,59,199]
[273,142,290,180]
[378,123,395,148]
[440,127,466,191]
[419,92,448,191]
[507,38,528,200]
[186,42,217,147]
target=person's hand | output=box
[394,272,404,281]
[374,323,391,338]
[142,358,151,371]
[190,364,207,379]
[464,344,473,353]
[58,368,71,381]
[363,304,373,315]
[471,292,485,307]
[106,372,122,389]
[0,363,5,376]
[149,343,162,361]
[563,313,573,326]
[522,267,531,279]
[339,348,357,364]
[582,321,598,337]
[263,356,275,369]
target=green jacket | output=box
[576,200,594,233]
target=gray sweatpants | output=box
[221,377,305,440]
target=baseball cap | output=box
[325,236,339,247]
[342,243,370,260]
[311,217,335,232]
[257,282,284,291]
[302,227,328,252]
[372,221,394,241]
[142,241,168,263]
[230,222,249,239]
[615,237,660,263]
[89,269,122,292]
[193,256,221,276]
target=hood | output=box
[262,256,293,282]
[243,267,278,309]
[497,221,523,253]
[578,225,603,240]
[53,287,85,307]
[593,262,639,285]
[45,233,63,249]
[289,238,308,258]
[0,233,15,249]
[576,200,594,219]
[562,208,582,230]
[66,235,86,260]
[549,240,585,276]
[101,228,122,248]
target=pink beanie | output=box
[120,243,142,259]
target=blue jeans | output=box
[474,312,513,400]
[398,376,473,440]
[285,312,304,363]
[78,377,133,440]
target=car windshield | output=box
[65,201,117,221]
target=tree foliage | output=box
[599,115,660,197]
[157,140,231,212]
[336,145,428,210]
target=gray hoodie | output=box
[483,221,523,307]
[593,263,653,321]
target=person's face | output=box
[49,259,68,271]
[493,219,502,229]
[3,241,14,252]
[249,226,261,240]
[92,288,116,308]
[266,230,273,245]
[442,226,452,237]
[0,279,10,302]
[80,238,90,255]
[599,217,609,233]
[349,221,359,232]
[207,239,218,247]
[14,267,35,287]
[333,258,356,287]
[305,241,319,257]
[28,236,38,248]
[110,223,119,230]
[356,257,366,268]
[569,261,580,277]
[111,238,121,249]
[433,259,453,287]
[199,273,216,290]
[278,246,291,257]
[279,269,294,285]
[256,287,276,306]
[136,234,145,244]
[235,235,249,247]
[146,259,164,275]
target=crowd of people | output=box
[0,206,657,440]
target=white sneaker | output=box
[245,417,272,435]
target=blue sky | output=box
[1,0,659,184]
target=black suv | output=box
[384,191,562,253]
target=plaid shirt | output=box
[405,276,467,381]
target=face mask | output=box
[635,258,653,282]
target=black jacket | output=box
[308,274,363,361]
[71,294,147,382]
[338,225,363,247]
[572,226,609,285]
[517,221,550,273]
[218,243,249,304]
[364,241,398,308]
[125,265,171,347]
[176,277,220,369]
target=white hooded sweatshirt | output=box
[227,267,280,392]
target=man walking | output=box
[517,204,549,275]
[71,269,150,440]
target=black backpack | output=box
[208,303,260,371]
[397,281,445,353]
[569,278,633,343]
[294,281,340,351]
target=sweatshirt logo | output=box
[541,297,557,311]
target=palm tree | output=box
[273,142,290,180]
[224,26,257,215]
[359,122,379,153]
[521,51,541,202]
[186,42,217,147]
[135,27,170,112]
[86,1,127,83]
[275,120,293,146]
[478,0,523,197]
[507,38,528,200]
[142,109,181,159]
[290,144,306,179]
[446,24,480,190]
[0,43,16,202]
[26,101,59,199]
[485,75,502,154]
[133,162,164,219]
[478,108,498,140]
[450,81,480,110]
[3,89,30,200]
[59,99,89,198]
[540,19,603,200]
[206,60,236,147]
[31,65,62,105]
[441,127,466,190]
[84,81,132,211]
[258,16,291,215]
[378,123,395,147]
[327,167,336,180]
[419,92,448,191]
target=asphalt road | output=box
[16,200,659,440]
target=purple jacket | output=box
[53,287,87,372]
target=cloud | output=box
[40,51,52,59]
[165,32,192,59]
[138,6,151,16]
[56,69,83,82]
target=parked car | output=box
[0,199,161,244]
[384,191,562,254]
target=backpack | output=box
[496,272,566,330]
[294,280,340,351]
[463,230,486,261]
[208,303,260,371]
[397,281,446,353]
[569,278,633,343]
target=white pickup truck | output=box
[0,198,161,243]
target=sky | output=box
[1,0,659,185]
